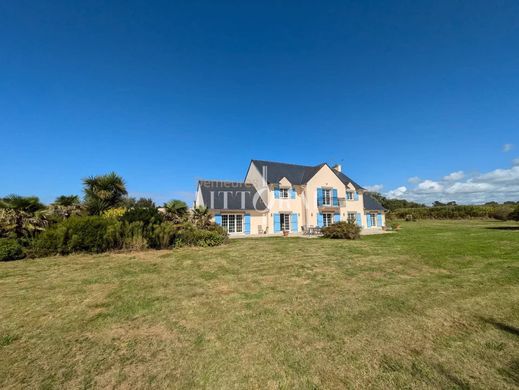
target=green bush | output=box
[151,222,178,249]
[509,206,519,221]
[175,223,228,247]
[0,238,25,261]
[389,204,516,220]
[29,217,228,258]
[31,216,120,256]
[321,222,361,240]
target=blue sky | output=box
[1,0,518,205]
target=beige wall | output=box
[208,210,267,236]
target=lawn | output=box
[1,220,518,389]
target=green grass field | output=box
[1,220,518,389]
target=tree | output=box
[369,192,426,211]
[0,195,48,238]
[0,195,45,213]
[53,195,80,207]
[509,206,519,221]
[191,206,211,227]
[164,199,189,223]
[83,172,127,215]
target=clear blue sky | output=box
[1,1,518,205]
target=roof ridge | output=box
[198,179,246,184]
[252,159,324,169]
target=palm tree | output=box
[0,195,45,213]
[83,172,127,215]
[164,199,189,223]
[53,195,80,207]
[0,195,48,238]
[191,206,211,227]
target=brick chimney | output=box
[332,164,342,172]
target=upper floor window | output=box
[322,189,331,205]
[279,188,289,199]
[346,191,354,200]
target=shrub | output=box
[120,221,148,251]
[102,207,126,219]
[509,206,519,221]
[31,216,120,256]
[0,238,25,261]
[174,223,228,247]
[151,222,178,249]
[321,222,361,240]
[121,207,163,226]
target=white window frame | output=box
[322,189,331,206]
[370,213,377,227]
[280,213,290,231]
[279,188,289,199]
[346,191,354,200]
[347,212,356,223]
[221,214,243,234]
[322,213,333,227]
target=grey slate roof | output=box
[363,193,385,211]
[251,160,323,185]
[332,170,365,190]
[251,159,364,190]
[198,180,267,211]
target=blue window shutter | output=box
[290,187,296,199]
[274,186,280,199]
[244,214,251,234]
[291,213,298,232]
[354,191,359,201]
[317,213,324,227]
[334,212,340,223]
[214,214,222,225]
[377,213,383,227]
[356,213,362,226]
[366,214,372,228]
[317,188,323,206]
[332,188,338,206]
[273,213,281,233]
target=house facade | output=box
[195,160,386,235]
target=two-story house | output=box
[195,160,386,235]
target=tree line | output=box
[368,192,519,221]
[0,173,226,261]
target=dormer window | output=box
[279,188,289,199]
[346,191,354,200]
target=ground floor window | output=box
[322,213,333,227]
[280,213,290,231]
[222,214,243,233]
[369,213,376,227]
[347,212,356,223]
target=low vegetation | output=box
[0,220,518,388]
[321,221,361,239]
[0,173,226,261]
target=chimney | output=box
[332,164,342,172]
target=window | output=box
[347,212,356,223]
[221,214,243,233]
[346,192,354,200]
[322,213,333,227]
[370,213,376,227]
[280,213,290,231]
[322,189,331,205]
[279,188,289,199]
